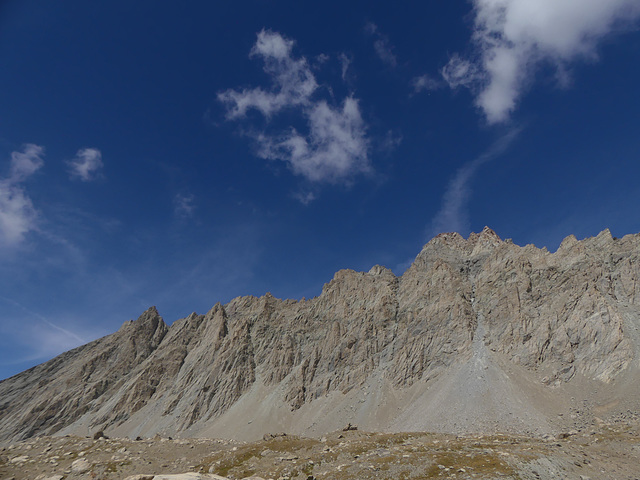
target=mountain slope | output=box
[1,227,639,444]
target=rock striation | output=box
[1,227,640,444]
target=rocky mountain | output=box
[1,227,639,445]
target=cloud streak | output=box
[365,22,398,68]
[428,128,520,238]
[443,0,640,123]
[0,144,45,247]
[0,295,86,345]
[339,53,353,81]
[0,296,98,377]
[219,30,370,188]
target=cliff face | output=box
[1,228,639,443]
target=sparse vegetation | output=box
[1,426,639,479]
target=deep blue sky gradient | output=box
[1,0,639,379]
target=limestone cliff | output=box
[1,228,639,443]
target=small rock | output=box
[263,432,288,441]
[279,454,298,461]
[71,457,91,474]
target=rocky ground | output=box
[2,423,639,480]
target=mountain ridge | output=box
[1,227,639,445]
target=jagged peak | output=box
[262,292,279,302]
[427,231,466,248]
[425,227,503,250]
[480,225,501,240]
[205,302,227,320]
[555,228,616,254]
[141,305,159,316]
[468,227,503,257]
[117,309,162,334]
[368,264,394,276]
[468,226,502,244]
[558,234,579,251]
[329,268,358,281]
[408,227,505,275]
[596,228,613,241]
[134,306,164,328]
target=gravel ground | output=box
[2,424,639,480]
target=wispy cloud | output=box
[67,147,103,181]
[443,0,640,123]
[174,192,196,219]
[293,190,316,205]
[9,144,45,181]
[339,53,353,81]
[218,30,370,189]
[0,296,86,344]
[411,74,443,93]
[365,22,398,68]
[0,296,95,376]
[428,129,520,238]
[379,130,403,153]
[0,144,45,247]
[441,54,480,89]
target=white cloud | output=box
[444,0,640,123]
[0,144,45,247]
[68,148,103,181]
[219,31,371,188]
[365,22,398,68]
[218,29,318,120]
[412,74,443,93]
[428,129,520,237]
[257,97,369,183]
[174,193,195,218]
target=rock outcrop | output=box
[1,227,639,443]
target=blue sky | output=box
[1,0,640,380]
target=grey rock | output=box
[1,228,640,442]
[71,457,91,474]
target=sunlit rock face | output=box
[1,227,639,443]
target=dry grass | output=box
[3,428,639,480]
